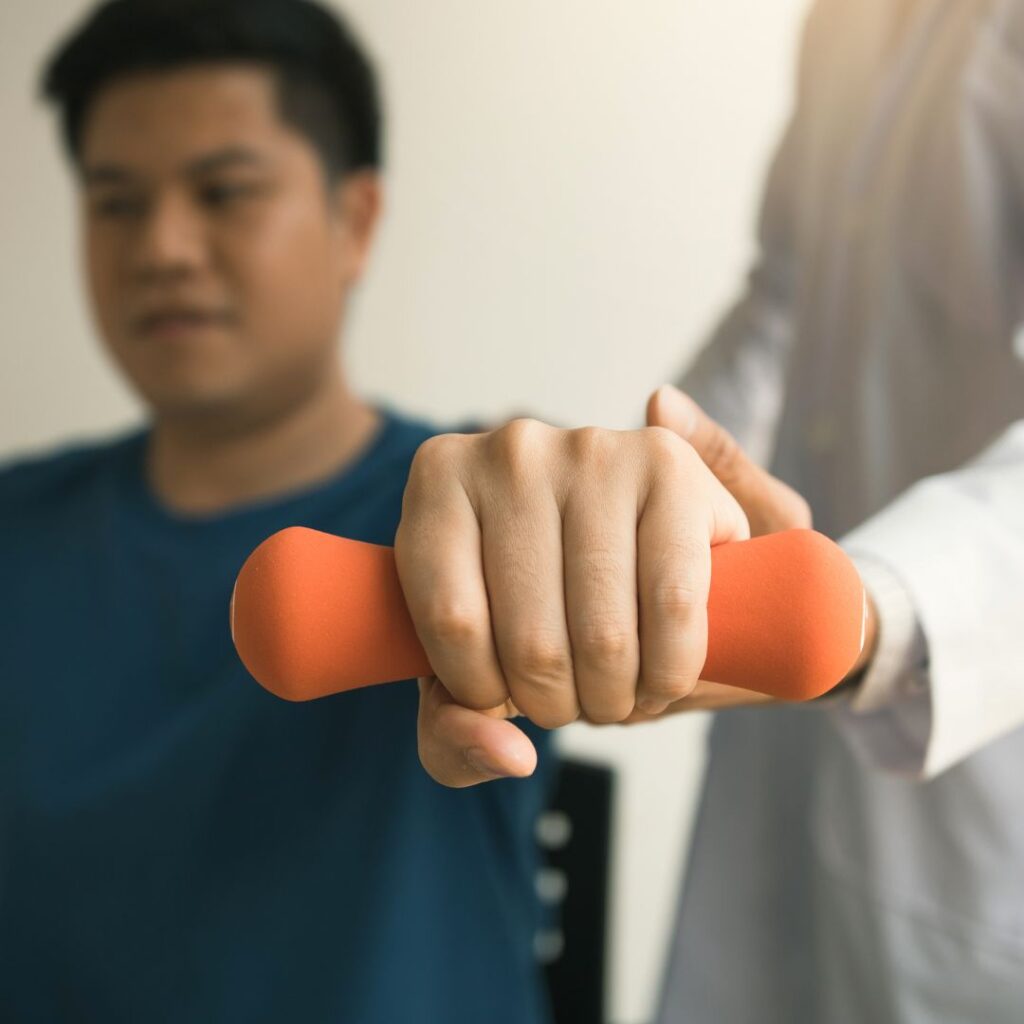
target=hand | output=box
[395,417,749,787]
[635,385,877,717]
[645,385,812,538]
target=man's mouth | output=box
[134,307,234,340]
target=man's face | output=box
[79,65,379,426]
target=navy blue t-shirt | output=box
[0,406,555,1024]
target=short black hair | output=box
[41,0,383,180]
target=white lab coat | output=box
[657,1,1024,1021]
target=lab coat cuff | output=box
[834,438,1024,778]
[814,543,934,778]
[843,554,929,714]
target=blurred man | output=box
[0,2,567,1019]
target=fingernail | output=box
[657,385,698,438]
[465,747,508,778]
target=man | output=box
[0,1,566,1019]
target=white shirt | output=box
[658,1,1024,1020]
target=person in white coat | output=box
[400,0,1022,1017]
[654,0,1024,1020]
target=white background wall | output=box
[0,2,807,1020]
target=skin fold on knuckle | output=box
[639,425,694,485]
[505,637,577,729]
[422,602,482,649]
[573,625,638,724]
[418,606,504,708]
[641,424,689,460]
[485,417,553,491]
[566,425,617,475]
[406,433,464,493]
[636,436,705,525]
[645,569,705,629]
[578,693,636,725]
[637,666,700,706]
[573,622,635,674]
[638,579,709,703]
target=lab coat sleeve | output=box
[672,16,814,468]
[674,264,792,470]
[829,421,1024,779]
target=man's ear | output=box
[331,170,383,284]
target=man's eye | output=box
[200,182,260,208]
[92,195,146,219]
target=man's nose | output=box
[133,192,207,283]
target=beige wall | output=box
[0,2,807,1020]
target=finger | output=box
[647,385,811,535]
[646,385,753,488]
[478,424,579,730]
[562,434,641,724]
[417,676,537,788]
[633,436,747,714]
[395,437,508,710]
[635,488,709,714]
[622,679,777,721]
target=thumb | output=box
[646,384,811,536]
[417,676,537,788]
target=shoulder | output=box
[383,404,476,442]
[313,406,482,547]
[371,405,480,470]
[384,406,453,446]
[0,430,141,521]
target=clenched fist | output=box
[394,410,749,787]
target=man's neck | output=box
[145,369,381,516]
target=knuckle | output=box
[509,681,577,728]
[422,603,485,648]
[567,425,614,464]
[411,432,455,473]
[504,635,576,728]
[532,707,579,730]
[639,668,698,703]
[642,425,689,465]
[490,417,548,458]
[648,578,704,627]
[510,636,573,687]
[574,623,635,670]
[579,697,635,726]
[406,433,464,495]
[485,418,553,490]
